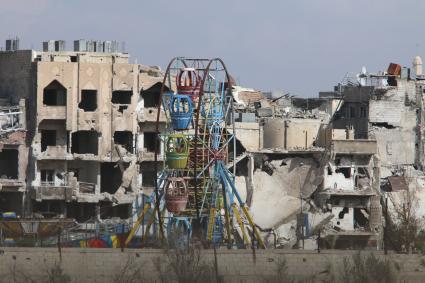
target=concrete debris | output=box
[231,56,425,249]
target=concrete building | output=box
[318,127,381,248]
[0,41,165,224]
[0,100,26,217]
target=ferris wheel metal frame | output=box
[125,57,265,249]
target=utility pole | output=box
[299,162,304,250]
[384,194,388,255]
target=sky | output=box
[1,0,425,97]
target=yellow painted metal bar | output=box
[125,203,151,246]
[241,205,265,249]
[207,207,216,241]
[232,204,249,244]
[142,205,159,242]
[223,203,232,245]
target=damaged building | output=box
[0,100,26,217]
[229,63,420,249]
[0,39,166,225]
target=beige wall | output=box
[233,122,261,151]
[263,118,323,150]
[35,61,139,162]
[0,248,422,282]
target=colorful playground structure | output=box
[125,57,265,248]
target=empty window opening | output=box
[140,82,169,108]
[66,131,70,152]
[40,170,54,185]
[142,91,159,107]
[141,162,160,188]
[327,166,332,175]
[66,203,96,222]
[39,120,67,151]
[70,56,77,62]
[0,192,23,216]
[68,161,98,193]
[370,122,396,129]
[100,162,128,194]
[68,161,98,183]
[32,200,64,218]
[387,77,397,87]
[0,149,18,179]
[112,90,132,104]
[118,105,128,113]
[336,167,351,178]
[142,170,155,188]
[338,207,349,219]
[235,158,249,176]
[143,132,158,153]
[43,80,67,106]
[41,130,56,151]
[114,131,133,152]
[79,90,97,111]
[100,202,131,219]
[354,208,369,228]
[71,131,99,155]
[229,137,246,158]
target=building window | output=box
[43,80,67,106]
[141,82,164,108]
[0,149,19,179]
[41,130,56,151]
[143,132,159,153]
[114,131,133,153]
[111,90,132,104]
[71,131,99,155]
[41,170,54,185]
[79,90,97,111]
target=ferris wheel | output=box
[126,58,265,248]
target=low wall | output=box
[0,248,424,282]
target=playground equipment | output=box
[126,58,265,249]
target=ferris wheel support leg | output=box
[219,163,265,249]
[221,181,233,248]
[207,207,217,241]
[141,205,159,243]
[231,203,249,246]
[125,203,151,247]
[222,184,232,249]
[240,206,265,249]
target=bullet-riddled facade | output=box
[0,48,164,222]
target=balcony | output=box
[38,105,66,120]
[38,145,70,160]
[0,179,25,192]
[33,185,72,201]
